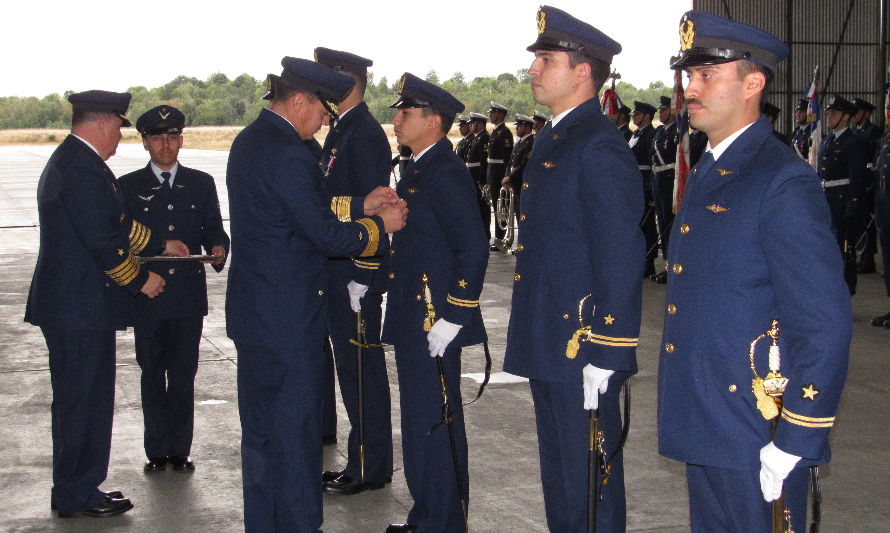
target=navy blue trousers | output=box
[652,171,675,258]
[322,336,337,439]
[395,344,469,533]
[235,341,325,533]
[42,327,116,513]
[875,189,890,296]
[529,375,630,533]
[686,462,809,533]
[134,316,202,458]
[326,285,393,482]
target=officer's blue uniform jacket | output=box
[487,122,514,190]
[658,116,851,470]
[118,164,229,320]
[504,98,645,381]
[26,135,162,330]
[382,137,488,347]
[225,108,388,349]
[322,101,391,289]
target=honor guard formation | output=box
[26,3,886,532]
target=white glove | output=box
[759,442,801,502]
[426,319,462,357]
[346,281,369,312]
[582,364,614,410]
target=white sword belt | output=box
[466,162,481,168]
[486,158,505,164]
[653,163,677,173]
[638,165,652,171]
[821,178,850,189]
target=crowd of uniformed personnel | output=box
[23,3,884,532]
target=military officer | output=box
[852,97,882,273]
[532,110,548,134]
[818,94,871,295]
[763,102,788,143]
[650,95,678,284]
[615,104,632,141]
[225,56,407,533]
[455,115,472,161]
[25,90,189,517]
[870,133,890,327]
[789,99,811,160]
[314,47,394,496]
[660,12,851,532]
[629,100,658,277]
[383,73,489,533]
[499,114,535,253]
[465,112,490,237]
[118,105,229,474]
[487,101,514,251]
[504,7,645,532]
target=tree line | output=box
[0,71,673,129]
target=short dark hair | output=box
[344,71,367,97]
[736,60,772,103]
[71,110,109,127]
[567,51,611,93]
[420,107,454,135]
[270,75,317,104]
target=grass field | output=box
[0,124,470,153]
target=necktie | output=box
[161,171,172,188]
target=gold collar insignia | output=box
[706,204,728,213]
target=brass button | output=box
[680,224,690,234]
[514,273,521,281]
[143,207,149,212]
[672,263,683,274]
[168,204,174,211]
[516,243,525,252]
[168,225,175,231]
[519,213,527,221]
[664,343,675,353]
[563,314,569,319]
[667,304,677,314]
[318,290,324,296]
[389,249,395,255]
[168,268,175,275]
[416,295,422,300]
[728,384,738,392]
[522,183,529,190]
[388,273,395,279]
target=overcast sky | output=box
[4,0,691,98]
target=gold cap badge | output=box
[397,74,406,94]
[680,14,695,51]
[537,10,546,34]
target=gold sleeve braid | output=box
[128,220,152,255]
[330,196,353,222]
[781,408,835,428]
[104,253,141,286]
[353,259,380,270]
[446,294,479,308]
[355,218,380,257]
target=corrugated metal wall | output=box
[693,0,886,134]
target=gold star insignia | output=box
[458,279,468,288]
[801,384,819,401]
[116,249,124,256]
[604,314,615,325]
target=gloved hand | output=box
[759,442,801,502]
[346,281,369,312]
[427,319,462,357]
[582,364,614,410]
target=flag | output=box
[805,68,821,170]
[672,68,690,213]
[885,81,890,121]
[600,71,622,116]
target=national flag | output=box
[600,70,623,116]
[672,68,690,213]
[884,81,890,121]
[805,68,821,170]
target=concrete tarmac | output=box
[0,145,888,532]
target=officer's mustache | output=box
[684,98,702,107]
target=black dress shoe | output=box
[321,470,343,483]
[57,496,133,518]
[385,524,417,532]
[323,473,390,495]
[169,455,195,472]
[323,434,337,445]
[52,490,123,511]
[144,457,168,472]
[871,311,890,327]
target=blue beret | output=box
[314,47,373,75]
[526,6,621,64]
[136,105,185,135]
[671,10,789,74]
[389,72,465,117]
[825,94,856,115]
[268,56,355,104]
[68,90,132,127]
